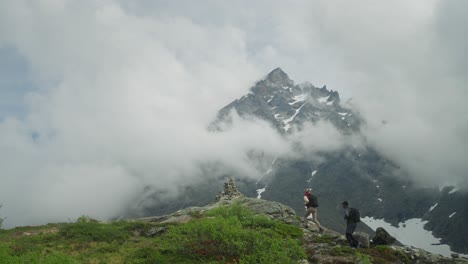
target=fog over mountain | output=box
[0,0,467,227]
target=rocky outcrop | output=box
[372,227,397,246]
[137,178,298,226]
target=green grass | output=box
[356,252,372,264]
[0,204,306,264]
[357,245,411,264]
[312,234,335,243]
[329,245,355,256]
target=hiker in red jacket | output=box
[303,188,323,232]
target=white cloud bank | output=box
[0,0,467,226]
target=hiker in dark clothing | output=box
[342,201,360,248]
[303,188,323,232]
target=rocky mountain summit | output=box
[136,178,468,264]
[211,67,361,133]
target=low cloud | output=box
[0,0,467,227]
[0,1,344,227]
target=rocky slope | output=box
[137,178,468,264]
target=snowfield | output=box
[362,217,468,258]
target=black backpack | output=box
[348,208,361,223]
[307,194,319,208]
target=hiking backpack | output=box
[349,208,361,223]
[306,193,319,208]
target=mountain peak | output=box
[263,67,294,87]
[269,67,286,75]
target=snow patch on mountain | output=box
[318,96,330,104]
[429,203,438,212]
[362,217,467,257]
[290,93,308,105]
[256,186,267,199]
[256,157,277,184]
[307,170,317,183]
[449,212,456,218]
[448,187,458,194]
[283,103,307,132]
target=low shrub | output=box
[161,203,306,263]
[58,220,147,243]
[0,244,78,264]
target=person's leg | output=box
[345,233,354,247]
[311,208,323,232]
[303,207,313,227]
[346,223,359,247]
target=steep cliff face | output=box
[423,188,468,253]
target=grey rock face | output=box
[138,178,298,226]
[424,188,468,253]
[236,196,299,225]
[260,67,295,89]
[372,227,396,246]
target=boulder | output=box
[236,197,299,225]
[353,232,370,248]
[372,227,396,245]
[145,227,167,237]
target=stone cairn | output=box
[215,177,242,202]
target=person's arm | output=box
[344,208,349,221]
[303,195,309,205]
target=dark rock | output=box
[145,227,167,237]
[372,227,396,246]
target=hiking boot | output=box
[319,227,324,233]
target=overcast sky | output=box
[0,0,467,227]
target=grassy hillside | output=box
[0,202,459,264]
[0,204,305,264]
